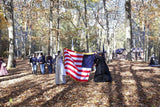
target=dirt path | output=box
[0,59,160,107]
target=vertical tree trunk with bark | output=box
[28,1,32,56]
[142,0,148,62]
[84,0,89,52]
[3,0,15,69]
[15,38,20,57]
[28,24,32,56]
[159,39,160,64]
[142,19,146,61]
[19,1,26,57]
[48,0,54,56]
[102,0,110,62]
[125,0,133,61]
[57,0,60,51]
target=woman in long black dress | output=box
[94,52,112,82]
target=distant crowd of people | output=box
[30,52,56,75]
[0,50,113,84]
[3,49,143,85]
[1,49,160,86]
[29,51,66,85]
[29,50,113,84]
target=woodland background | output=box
[0,0,160,68]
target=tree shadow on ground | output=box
[129,63,149,105]
[13,84,58,107]
[129,62,160,106]
[102,60,160,106]
[98,60,125,106]
[108,61,125,106]
[0,73,31,82]
[101,64,119,107]
[40,72,94,107]
[0,78,53,106]
[1,59,159,106]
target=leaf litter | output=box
[0,59,159,106]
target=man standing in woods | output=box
[46,55,53,74]
[39,53,46,74]
[30,54,38,74]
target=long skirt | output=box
[0,63,8,76]
[55,64,66,84]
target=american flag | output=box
[63,48,95,82]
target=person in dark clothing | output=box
[39,53,46,74]
[13,58,16,68]
[94,52,112,82]
[149,54,159,65]
[53,56,56,73]
[30,54,38,74]
[0,57,4,64]
[46,55,53,74]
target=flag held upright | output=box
[63,48,95,82]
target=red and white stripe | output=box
[64,48,91,82]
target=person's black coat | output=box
[94,54,112,82]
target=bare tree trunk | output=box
[102,0,110,62]
[145,24,149,61]
[0,3,5,56]
[125,0,133,61]
[84,0,89,52]
[19,1,26,57]
[141,0,149,62]
[142,19,146,61]
[57,0,60,51]
[98,29,102,51]
[48,0,54,56]
[28,28,32,55]
[7,25,15,68]
[28,1,33,56]
[53,35,57,55]
[4,0,15,69]
[15,38,20,57]
[113,32,116,53]
[158,39,160,64]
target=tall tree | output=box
[125,0,133,60]
[0,6,2,55]
[102,0,109,48]
[56,0,60,51]
[84,0,89,52]
[48,0,54,55]
[3,0,15,68]
[28,0,33,56]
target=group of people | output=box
[53,50,112,84]
[30,51,66,85]
[1,49,113,84]
[30,50,113,84]
[0,56,8,76]
[2,49,160,84]
[30,53,53,75]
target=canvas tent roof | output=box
[115,48,125,54]
[132,48,143,53]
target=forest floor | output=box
[0,59,160,107]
